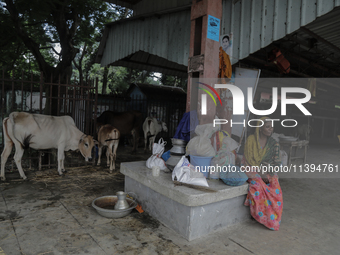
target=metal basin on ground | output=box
[92,195,137,219]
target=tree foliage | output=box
[0,0,117,81]
[0,0,186,95]
[160,74,187,90]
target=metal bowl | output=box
[170,145,186,154]
[171,138,187,146]
[92,195,137,219]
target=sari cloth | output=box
[243,117,283,230]
[218,47,232,79]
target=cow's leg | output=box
[1,140,13,181]
[106,146,110,167]
[57,147,65,175]
[108,144,114,173]
[60,152,66,173]
[12,142,27,180]
[111,141,119,172]
[131,129,137,152]
[1,118,14,181]
[149,136,155,151]
[144,131,148,151]
[109,154,114,173]
[97,144,103,166]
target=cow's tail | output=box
[22,135,33,150]
[145,119,155,140]
[147,133,155,139]
[2,117,13,146]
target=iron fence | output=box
[95,93,187,144]
[0,70,99,172]
[0,71,187,174]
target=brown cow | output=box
[96,111,143,152]
[97,124,120,172]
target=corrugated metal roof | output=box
[127,83,186,98]
[304,6,340,53]
[97,8,191,77]
[98,0,340,77]
[221,0,340,65]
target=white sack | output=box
[172,156,209,187]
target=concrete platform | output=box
[121,161,250,241]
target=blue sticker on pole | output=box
[207,15,220,42]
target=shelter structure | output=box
[127,83,186,101]
[96,0,340,240]
[126,83,187,140]
[98,0,340,144]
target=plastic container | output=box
[152,165,160,177]
[189,155,213,178]
[162,150,171,162]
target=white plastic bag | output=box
[186,124,219,157]
[172,156,209,187]
[146,138,168,170]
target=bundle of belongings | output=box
[172,156,209,187]
[185,124,248,187]
[146,138,168,171]
[211,136,248,186]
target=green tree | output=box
[1,0,167,97]
[1,0,120,113]
[160,74,187,91]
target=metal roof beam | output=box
[285,50,340,77]
[300,27,340,55]
[284,33,339,64]
[125,59,187,73]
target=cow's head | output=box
[161,122,168,132]
[79,135,98,161]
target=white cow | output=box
[97,124,120,172]
[1,112,97,181]
[143,117,168,151]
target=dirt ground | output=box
[1,144,340,254]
